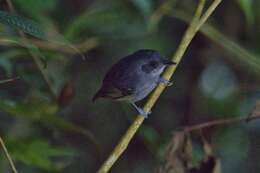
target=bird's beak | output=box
[162,59,176,65]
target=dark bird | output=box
[92,49,176,117]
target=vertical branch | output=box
[96,0,222,173]
[0,136,18,173]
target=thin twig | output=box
[0,136,18,173]
[0,77,19,84]
[0,37,99,54]
[184,114,260,132]
[194,0,206,21]
[32,37,99,54]
[195,0,222,31]
[96,0,221,172]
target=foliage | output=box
[8,138,76,171]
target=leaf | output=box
[172,10,260,75]
[148,0,178,31]
[65,4,147,40]
[0,34,49,67]
[13,0,57,18]
[0,10,45,39]
[238,0,254,26]
[131,0,153,17]
[9,139,76,171]
[0,97,99,150]
[0,58,13,76]
[139,126,159,144]
[0,11,85,60]
[213,128,249,171]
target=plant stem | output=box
[0,36,98,55]
[96,0,222,172]
[0,136,18,173]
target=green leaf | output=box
[9,139,76,171]
[0,11,84,60]
[0,10,45,39]
[13,0,57,18]
[172,10,260,75]
[0,58,12,76]
[213,128,249,171]
[0,34,49,67]
[238,0,254,26]
[65,4,147,40]
[0,97,99,148]
[139,126,159,144]
[131,0,153,17]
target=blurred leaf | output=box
[0,11,84,60]
[131,0,153,17]
[0,34,51,67]
[148,0,178,31]
[213,128,249,170]
[172,10,260,75]
[0,58,12,76]
[9,139,76,171]
[139,126,159,144]
[0,10,45,39]
[191,142,204,167]
[0,49,26,60]
[238,0,254,26]
[13,0,57,19]
[199,61,238,100]
[65,4,147,40]
[0,97,99,149]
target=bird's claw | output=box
[131,102,151,118]
[136,108,151,118]
[159,77,173,86]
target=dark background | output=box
[0,0,260,172]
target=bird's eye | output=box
[149,61,158,68]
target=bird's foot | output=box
[158,77,173,86]
[131,102,151,118]
[136,107,151,118]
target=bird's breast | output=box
[131,76,158,102]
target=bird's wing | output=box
[100,58,138,100]
[93,80,134,101]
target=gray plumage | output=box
[92,49,175,117]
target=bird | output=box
[92,49,176,117]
